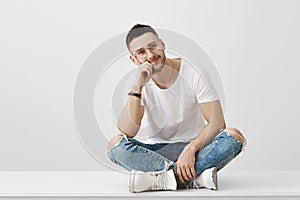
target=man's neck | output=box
[152,58,181,89]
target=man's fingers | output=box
[185,167,194,180]
[141,65,152,78]
[191,167,196,178]
[181,167,189,181]
[141,61,153,71]
[146,65,153,76]
[145,68,152,77]
[177,163,197,183]
[177,168,184,183]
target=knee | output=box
[107,134,124,150]
[224,128,246,144]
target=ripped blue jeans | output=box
[107,130,245,187]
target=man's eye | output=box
[137,49,145,55]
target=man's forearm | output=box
[117,61,154,137]
[117,90,144,137]
[185,100,226,153]
[186,122,225,153]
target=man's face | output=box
[129,32,166,72]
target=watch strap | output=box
[128,91,142,99]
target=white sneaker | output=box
[129,169,177,193]
[192,167,218,190]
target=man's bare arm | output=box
[117,89,144,138]
[189,100,226,151]
[117,62,153,137]
[176,100,226,183]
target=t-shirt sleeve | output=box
[193,69,219,103]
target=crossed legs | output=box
[107,128,246,177]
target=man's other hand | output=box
[176,146,197,183]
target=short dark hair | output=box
[126,24,159,50]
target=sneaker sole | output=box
[211,167,218,190]
[129,170,136,193]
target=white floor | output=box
[0,170,299,198]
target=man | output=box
[107,24,246,193]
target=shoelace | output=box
[152,170,167,190]
[152,161,176,190]
[191,179,201,189]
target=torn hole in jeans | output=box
[220,129,247,151]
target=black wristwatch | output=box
[128,91,142,99]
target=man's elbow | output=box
[116,125,138,138]
[211,120,226,132]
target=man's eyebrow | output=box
[134,41,158,52]
[146,41,158,47]
[147,41,157,45]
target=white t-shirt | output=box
[136,59,219,144]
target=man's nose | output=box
[146,49,155,61]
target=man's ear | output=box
[130,54,139,65]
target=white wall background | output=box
[0,0,299,171]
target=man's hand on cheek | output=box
[132,61,153,92]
